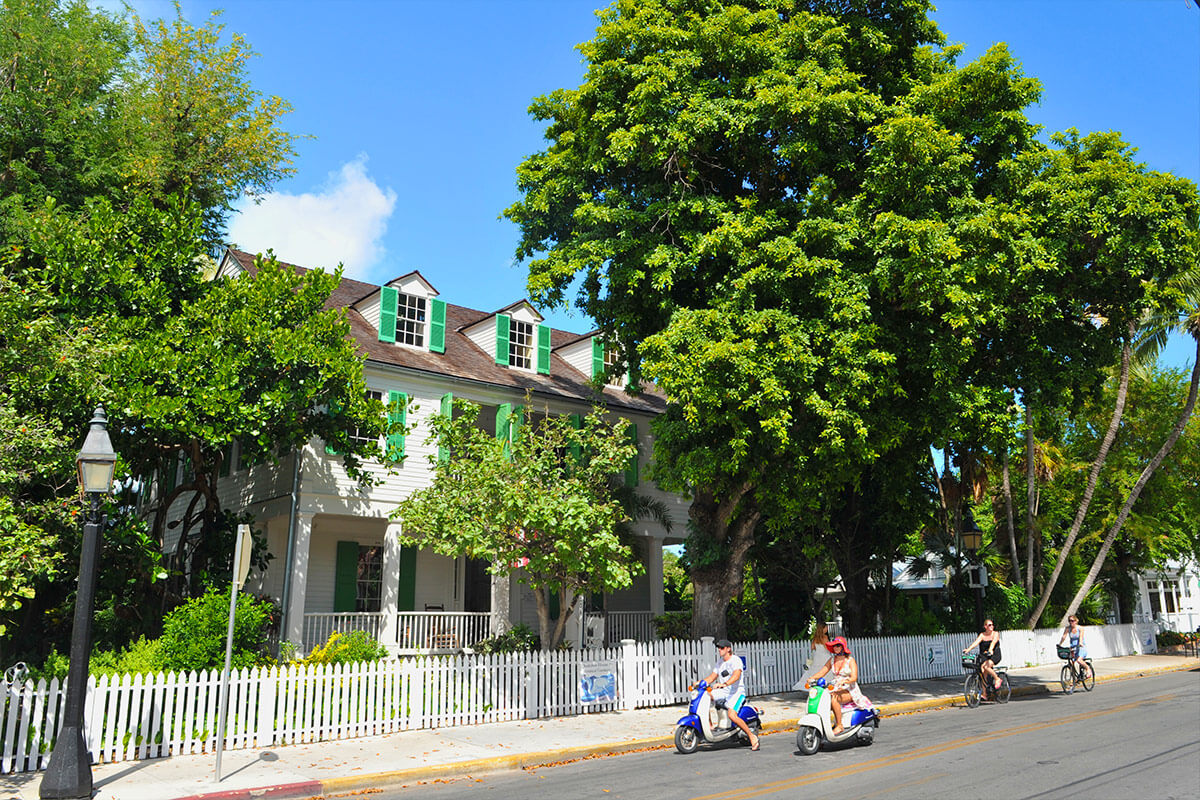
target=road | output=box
[370,669,1200,800]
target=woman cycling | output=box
[963,619,1002,695]
[1059,615,1092,680]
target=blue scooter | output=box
[674,680,763,754]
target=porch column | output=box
[648,537,664,616]
[379,521,403,648]
[490,565,511,636]
[284,512,314,648]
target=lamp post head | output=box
[76,406,117,497]
[961,507,983,553]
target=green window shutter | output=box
[549,590,560,621]
[218,442,232,478]
[625,422,639,487]
[386,391,407,462]
[438,392,453,463]
[510,405,523,443]
[379,286,398,343]
[496,403,511,441]
[163,455,178,494]
[568,413,583,463]
[536,324,551,375]
[397,545,417,612]
[325,399,344,455]
[592,338,604,380]
[334,541,360,612]
[495,314,511,366]
[429,298,446,353]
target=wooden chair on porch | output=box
[424,604,459,650]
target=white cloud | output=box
[228,156,397,280]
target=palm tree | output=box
[1057,274,1200,626]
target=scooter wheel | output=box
[796,725,821,755]
[674,726,700,754]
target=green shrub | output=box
[472,623,540,653]
[884,596,945,636]
[1156,630,1186,648]
[299,631,389,665]
[159,588,274,671]
[653,611,692,640]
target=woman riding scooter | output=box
[805,636,871,734]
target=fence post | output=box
[256,667,277,747]
[523,652,540,720]
[620,639,637,711]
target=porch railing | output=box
[301,611,492,654]
[585,611,658,646]
[395,612,491,653]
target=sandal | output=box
[750,735,761,751]
[994,678,1002,690]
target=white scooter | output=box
[674,680,763,754]
[795,677,879,755]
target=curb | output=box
[170,779,323,800]
[166,659,1200,800]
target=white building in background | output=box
[1126,560,1200,633]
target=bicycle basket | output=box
[1056,645,1073,659]
[961,654,978,669]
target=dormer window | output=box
[368,273,444,353]
[509,319,534,370]
[396,293,427,347]
[466,303,550,375]
[603,344,623,386]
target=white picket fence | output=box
[0,623,1156,774]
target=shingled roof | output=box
[224,249,665,415]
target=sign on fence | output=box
[579,663,617,704]
[926,642,946,666]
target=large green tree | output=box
[505,0,1139,636]
[395,402,641,649]
[0,0,375,657]
[0,0,297,244]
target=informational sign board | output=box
[579,662,617,704]
[927,641,946,666]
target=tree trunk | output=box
[1027,331,1132,628]
[1024,405,1037,597]
[1001,449,1022,587]
[688,485,760,639]
[1061,338,1200,625]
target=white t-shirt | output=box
[712,655,745,697]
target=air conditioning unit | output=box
[966,565,988,589]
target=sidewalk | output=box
[2,653,1195,800]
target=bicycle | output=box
[962,652,1010,707]
[1057,645,1094,693]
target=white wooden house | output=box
[165,248,689,654]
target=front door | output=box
[464,557,491,612]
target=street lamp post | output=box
[39,408,117,800]
[961,507,985,633]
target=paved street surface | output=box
[0,653,1194,800]
[372,669,1199,800]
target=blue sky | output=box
[139,0,1198,366]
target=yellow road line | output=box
[692,695,1173,800]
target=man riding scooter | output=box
[699,639,760,751]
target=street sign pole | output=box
[214,525,253,783]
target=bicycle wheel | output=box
[964,672,982,707]
[1060,664,1073,693]
[1081,661,1095,691]
[995,672,1011,704]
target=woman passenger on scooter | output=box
[805,636,871,735]
[963,619,1002,695]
